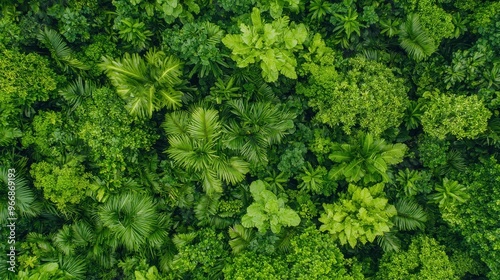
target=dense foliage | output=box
[1,0,499,279]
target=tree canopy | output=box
[0,0,498,279]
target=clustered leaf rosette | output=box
[241,180,301,234]
[222,7,308,82]
[319,183,397,248]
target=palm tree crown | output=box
[100,49,187,119]
[163,107,250,195]
[329,133,407,184]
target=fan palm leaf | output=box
[59,77,95,114]
[60,256,87,279]
[98,193,158,251]
[0,167,38,221]
[223,99,295,164]
[0,127,22,146]
[213,156,249,185]
[53,225,75,255]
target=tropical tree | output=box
[117,18,153,51]
[328,133,407,184]
[376,235,458,280]
[163,107,250,195]
[421,90,491,140]
[222,99,295,165]
[99,49,188,119]
[331,7,362,48]
[307,0,332,21]
[394,168,422,197]
[297,56,409,136]
[297,162,327,194]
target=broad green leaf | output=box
[249,180,267,201]
[278,208,301,227]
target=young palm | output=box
[99,49,187,119]
[98,193,166,252]
[428,178,470,209]
[163,107,250,195]
[329,133,407,184]
[222,99,295,165]
[399,14,437,61]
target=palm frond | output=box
[201,169,223,195]
[38,27,72,60]
[38,27,90,72]
[71,220,94,247]
[154,54,183,86]
[213,156,249,185]
[60,256,87,279]
[59,77,95,114]
[100,50,185,118]
[98,193,157,251]
[162,111,190,135]
[0,126,22,146]
[228,224,255,254]
[0,167,37,221]
[393,199,428,231]
[146,214,170,250]
[188,108,221,142]
[399,14,436,61]
[436,150,466,176]
[195,195,219,227]
[172,232,197,248]
[53,225,75,255]
[377,230,401,253]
